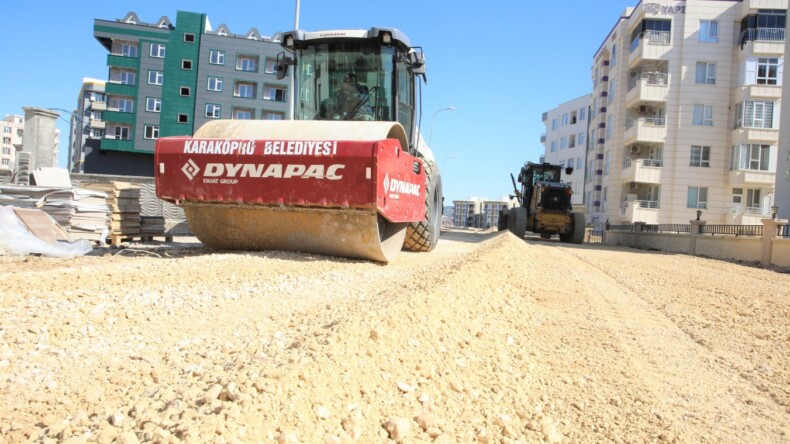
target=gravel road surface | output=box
[1,230,788,443]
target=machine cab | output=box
[277,28,426,153]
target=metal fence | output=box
[588,229,604,243]
[700,225,763,237]
[779,224,790,238]
[608,224,691,234]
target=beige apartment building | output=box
[1,115,24,172]
[541,94,592,206]
[586,0,785,228]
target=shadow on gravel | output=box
[439,228,501,244]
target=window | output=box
[236,55,259,72]
[736,101,775,128]
[693,104,713,126]
[183,33,195,43]
[121,43,137,58]
[264,58,278,74]
[562,113,569,126]
[695,62,716,84]
[604,151,611,175]
[608,78,616,103]
[2,138,9,145]
[732,144,771,171]
[3,127,10,133]
[611,43,618,67]
[262,111,285,120]
[143,125,159,139]
[579,108,586,121]
[263,84,287,101]
[606,115,613,139]
[569,134,576,148]
[145,97,161,112]
[1,159,8,166]
[182,60,193,70]
[602,187,608,211]
[699,20,719,43]
[233,108,254,120]
[119,71,136,85]
[149,43,166,58]
[690,145,710,167]
[209,50,225,65]
[114,126,131,140]
[560,137,567,149]
[578,132,585,146]
[687,187,708,209]
[148,70,163,85]
[180,87,191,97]
[551,119,557,130]
[234,81,256,98]
[177,114,189,123]
[757,58,780,85]
[207,77,223,92]
[118,98,134,113]
[732,188,743,205]
[2,147,10,155]
[577,157,583,169]
[746,189,762,209]
[205,104,221,118]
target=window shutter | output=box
[777,58,784,86]
[744,58,757,85]
[696,63,706,83]
[744,101,755,127]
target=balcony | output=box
[107,54,138,69]
[540,133,546,143]
[629,31,671,66]
[731,127,779,143]
[622,158,663,184]
[726,206,772,225]
[106,81,136,97]
[729,169,776,185]
[624,117,666,145]
[89,119,106,130]
[90,101,107,111]
[742,0,788,10]
[739,28,785,55]
[619,200,660,224]
[103,110,135,125]
[100,138,134,152]
[626,73,668,107]
[736,84,783,101]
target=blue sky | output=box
[0,1,635,201]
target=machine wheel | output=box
[403,159,442,252]
[508,207,527,238]
[560,212,585,244]
[540,233,552,240]
[497,209,509,231]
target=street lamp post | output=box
[429,106,455,148]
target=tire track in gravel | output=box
[537,241,790,442]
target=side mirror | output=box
[275,52,295,80]
[565,167,574,175]
[409,48,427,79]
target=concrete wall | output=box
[695,236,762,263]
[772,239,790,267]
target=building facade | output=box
[541,94,592,207]
[1,115,24,172]
[84,11,289,176]
[453,197,515,228]
[587,0,786,228]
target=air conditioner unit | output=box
[638,105,649,114]
[629,182,638,189]
[629,145,642,154]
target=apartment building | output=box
[67,78,106,174]
[453,197,515,228]
[586,0,785,228]
[540,94,592,206]
[84,11,289,176]
[0,115,24,171]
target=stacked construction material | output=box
[140,183,190,236]
[140,215,166,238]
[84,181,142,243]
[0,185,110,242]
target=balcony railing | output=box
[626,117,665,130]
[730,206,771,216]
[627,72,668,91]
[739,27,785,46]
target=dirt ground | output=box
[0,229,788,443]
